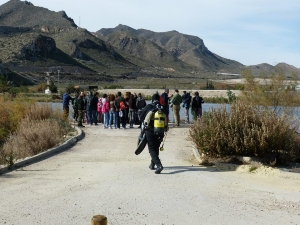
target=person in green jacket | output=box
[170,89,182,126]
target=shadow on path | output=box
[161,165,225,175]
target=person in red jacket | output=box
[101,94,109,128]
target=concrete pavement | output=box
[0,125,299,225]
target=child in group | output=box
[97,97,103,123]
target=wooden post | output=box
[91,215,107,225]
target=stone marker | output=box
[91,215,107,225]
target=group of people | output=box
[63,90,147,129]
[62,88,204,174]
[156,88,205,127]
[62,88,205,128]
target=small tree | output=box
[49,79,58,93]
[241,69,300,115]
[227,89,236,103]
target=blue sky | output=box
[2,0,300,68]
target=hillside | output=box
[246,63,300,78]
[100,30,194,72]
[0,0,299,86]
[0,0,76,31]
[0,0,135,85]
[96,24,244,73]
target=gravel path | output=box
[0,125,299,225]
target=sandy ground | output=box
[0,124,300,225]
[99,89,241,98]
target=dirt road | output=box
[0,125,299,224]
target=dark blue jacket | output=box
[161,92,169,113]
[85,94,93,111]
[63,93,73,107]
[182,93,191,109]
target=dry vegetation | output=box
[189,70,300,164]
[0,98,72,167]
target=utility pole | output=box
[57,70,60,94]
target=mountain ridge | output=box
[0,1,299,86]
[96,24,244,73]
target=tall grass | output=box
[0,97,31,146]
[0,98,72,166]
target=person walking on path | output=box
[77,91,86,127]
[97,97,103,123]
[161,89,170,121]
[129,93,137,128]
[62,89,73,119]
[170,89,182,126]
[85,91,93,125]
[143,100,168,174]
[124,92,130,125]
[101,94,109,128]
[182,91,192,124]
[191,91,204,119]
[90,92,99,125]
[109,94,116,129]
[114,92,125,129]
[72,92,79,122]
[136,93,146,128]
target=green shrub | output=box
[189,101,300,161]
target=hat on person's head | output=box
[175,89,179,93]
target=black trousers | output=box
[73,107,78,121]
[145,129,163,165]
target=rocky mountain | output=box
[96,24,244,73]
[0,0,76,32]
[0,0,298,86]
[247,63,300,78]
[97,29,193,72]
[0,0,134,85]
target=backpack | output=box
[120,101,125,111]
[193,96,203,108]
[138,103,157,124]
[153,109,166,136]
[138,103,165,126]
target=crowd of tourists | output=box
[62,88,204,128]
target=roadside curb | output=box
[191,145,263,171]
[0,126,84,175]
[192,144,261,164]
[191,144,203,164]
